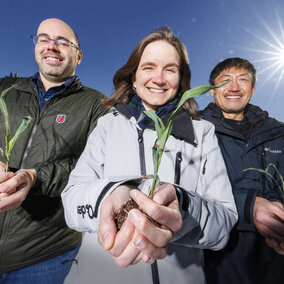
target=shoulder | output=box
[97,110,119,127]
[0,76,30,91]
[192,118,216,134]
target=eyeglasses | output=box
[31,35,80,50]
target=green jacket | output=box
[0,75,108,272]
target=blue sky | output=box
[1,0,284,120]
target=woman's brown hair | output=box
[102,27,200,119]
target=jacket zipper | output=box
[174,152,182,184]
[136,128,160,284]
[261,149,266,196]
[137,129,146,176]
[240,142,249,160]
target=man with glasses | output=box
[0,18,107,283]
[201,57,284,284]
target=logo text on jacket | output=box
[264,147,282,154]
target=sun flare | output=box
[243,7,284,98]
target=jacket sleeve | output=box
[234,134,284,232]
[233,187,257,231]
[32,101,109,197]
[61,116,141,232]
[171,123,238,250]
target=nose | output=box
[47,39,59,50]
[228,78,241,91]
[152,70,165,85]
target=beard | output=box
[37,61,75,83]
[35,51,76,83]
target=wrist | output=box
[16,169,37,186]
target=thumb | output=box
[0,161,6,173]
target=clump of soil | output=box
[114,198,139,230]
[114,198,161,230]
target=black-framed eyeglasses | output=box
[31,35,80,50]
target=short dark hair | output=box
[102,26,200,119]
[209,57,256,86]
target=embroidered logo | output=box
[56,114,66,124]
[264,147,282,154]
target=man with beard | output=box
[202,57,284,284]
[0,18,107,283]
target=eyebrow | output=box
[37,33,70,41]
[221,73,250,78]
[140,62,179,68]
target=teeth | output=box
[149,88,164,93]
[226,95,241,99]
[46,57,60,61]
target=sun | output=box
[280,50,284,64]
[242,7,284,97]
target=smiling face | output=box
[211,67,256,120]
[35,18,82,89]
[132,40,180,111]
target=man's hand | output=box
[265,237,284,255]
[253,196,284,254]
[0,169,37,212]
[98,183,182,267]
[0,160,6,173]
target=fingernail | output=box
[135,238,146,250]
[102,233,113,250]
[130,190,138,199]
[128,209,139,221]
[142,255,151,263]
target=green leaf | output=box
[267,163,284,190]
[144,81,230,199]
[152,143,160,173]
[7,116,32,155]
[0,85,17,159]
[1,85,16,97]
[0,96,10,145]
[137,112,146,123]
[244,164,284,198]
[149,174,160,199]
[172,82,230,121]
[142,109,165,138]
[145,174,155,179]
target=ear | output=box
[251,84,256,98]
[210,89,215,97]
[76,49,83,65]
[132,74,136,89]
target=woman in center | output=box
[62,27,237,284]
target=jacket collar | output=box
[14,76,83,98]
[201,103,284,143]
[114,103,197,146]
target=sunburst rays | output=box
[244,7,284,100]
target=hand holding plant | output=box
[244,164,284,226]
[244,163,284,201]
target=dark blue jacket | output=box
[201,103,284,284]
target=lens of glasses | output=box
[31,35,78,49]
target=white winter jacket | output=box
[62,104,237,284]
